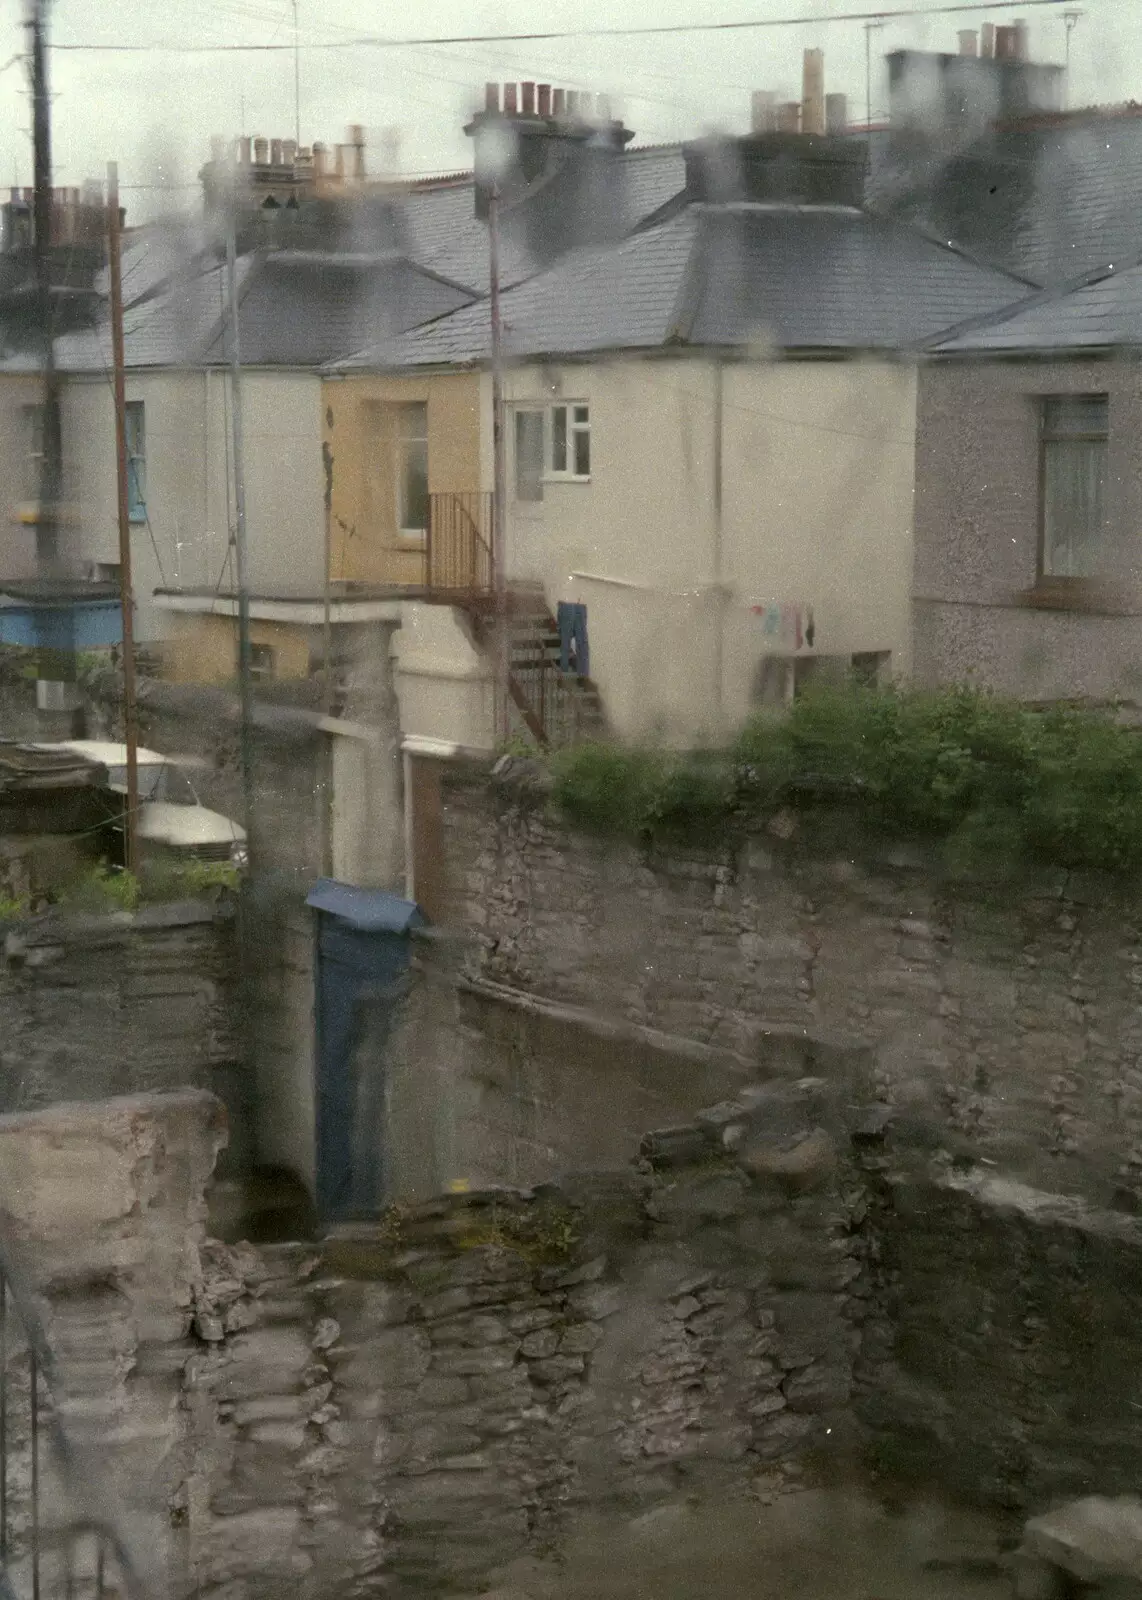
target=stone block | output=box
[1023,1497,1142,1585]
[738,1129,837,1192]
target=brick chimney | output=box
[887,26,1063,135]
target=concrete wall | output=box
[164,612,314,684]
[913,355,1142,700]
[62,369,324,648]
[323,371,483,586]
[501,355,917,744]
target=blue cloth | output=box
[557,601,590,677]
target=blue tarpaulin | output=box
[306,877,423,934]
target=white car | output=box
[43,740,247,867]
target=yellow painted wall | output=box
[322,372,482,585]
[164,613,312,685]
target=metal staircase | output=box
[0,1239,143,1600]
[424,492,607,747]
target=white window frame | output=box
[547,401,591,481]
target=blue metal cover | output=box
[306,877,423,933]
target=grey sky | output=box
[0,0,1137,222]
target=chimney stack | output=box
[980,22,996,57]
[958,29,978,56]
[348,124,366,179]
[801,48,825,135]
[777,101,801,133]
[751,90,777,133]
[825,92,848,133]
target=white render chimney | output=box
[801,48,825,135]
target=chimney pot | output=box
[777,101,801,133]
[253,136,268,163]
[335,144,346,178]
[751,91,777,133]
[825,92,848,133]
[958,28,978,56]
[537,83,552,115]
[270,138,283,165]
[994,24,1015,59]
[282,138,297,166]
[568,89,582,114]
[504,82,518,114]
[485,81,499,112]
[239,136,252,164]
[521,81,535,114]
[312,142,326,176]
[801,48,825,136]
[980,21,996,56]
[552,87,566,115]
[1013,20,1029,60]
[597,93,613,122]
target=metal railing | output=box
[424,492,494,595]
[0,1237,144,1600]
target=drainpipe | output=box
[712,359,725,732]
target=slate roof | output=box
[867,109,1142,289]
[397,144,687,291]
[338,201,1028,370]
[932,259,1142,353]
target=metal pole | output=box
[28,0,75,731]
[106,162,139,877]
[322,438,333,716]
[0,1272,7,1571]
[488,185,509,743]
[292,0,301,148]
[224,157,255,854]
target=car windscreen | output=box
[105,763,198,805]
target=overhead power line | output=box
[53,0,1076,53]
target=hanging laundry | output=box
[557,601,590,677]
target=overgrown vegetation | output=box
[51,859,238,916]
[548,684,1142,874]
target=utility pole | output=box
[28,0,75,735]
[292,0,301,148]
[488,184,509,743]
[224,152,255,859]
[864,17,884,137]
[107,162,139,876]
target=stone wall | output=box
[434,760,1142,1208]
[0,901,247,1167]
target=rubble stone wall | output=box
[436,760,1142,1208]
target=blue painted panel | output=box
[0,602,123,649]
[314,913,411,1222]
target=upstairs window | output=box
[396,402,429,537]
[1041,394,1107,578]
[551,403,590,478]
[125,400,146,523]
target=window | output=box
[1041,394,1107,578]
[511,403,591,497]
[396,402,429,536]
[515,409,545,501]
[249,642,276,681]
[125,400,146,523]
[21,400,60,505]
[550,403,590,478]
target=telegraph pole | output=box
[488,183,509,743]
[107,162,139,875]
[28,0,76,734]
[224,157,255,858]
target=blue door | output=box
[307,878,422,1223]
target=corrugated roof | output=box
[343,202,1027,369]
[932,260,1142,353]
[867,111,1142,288]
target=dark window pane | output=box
[573,424,590,477]
[515,410,544,501]
[1043,394,1108,438]
[551,406,567,473]
[400,438,429,530]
